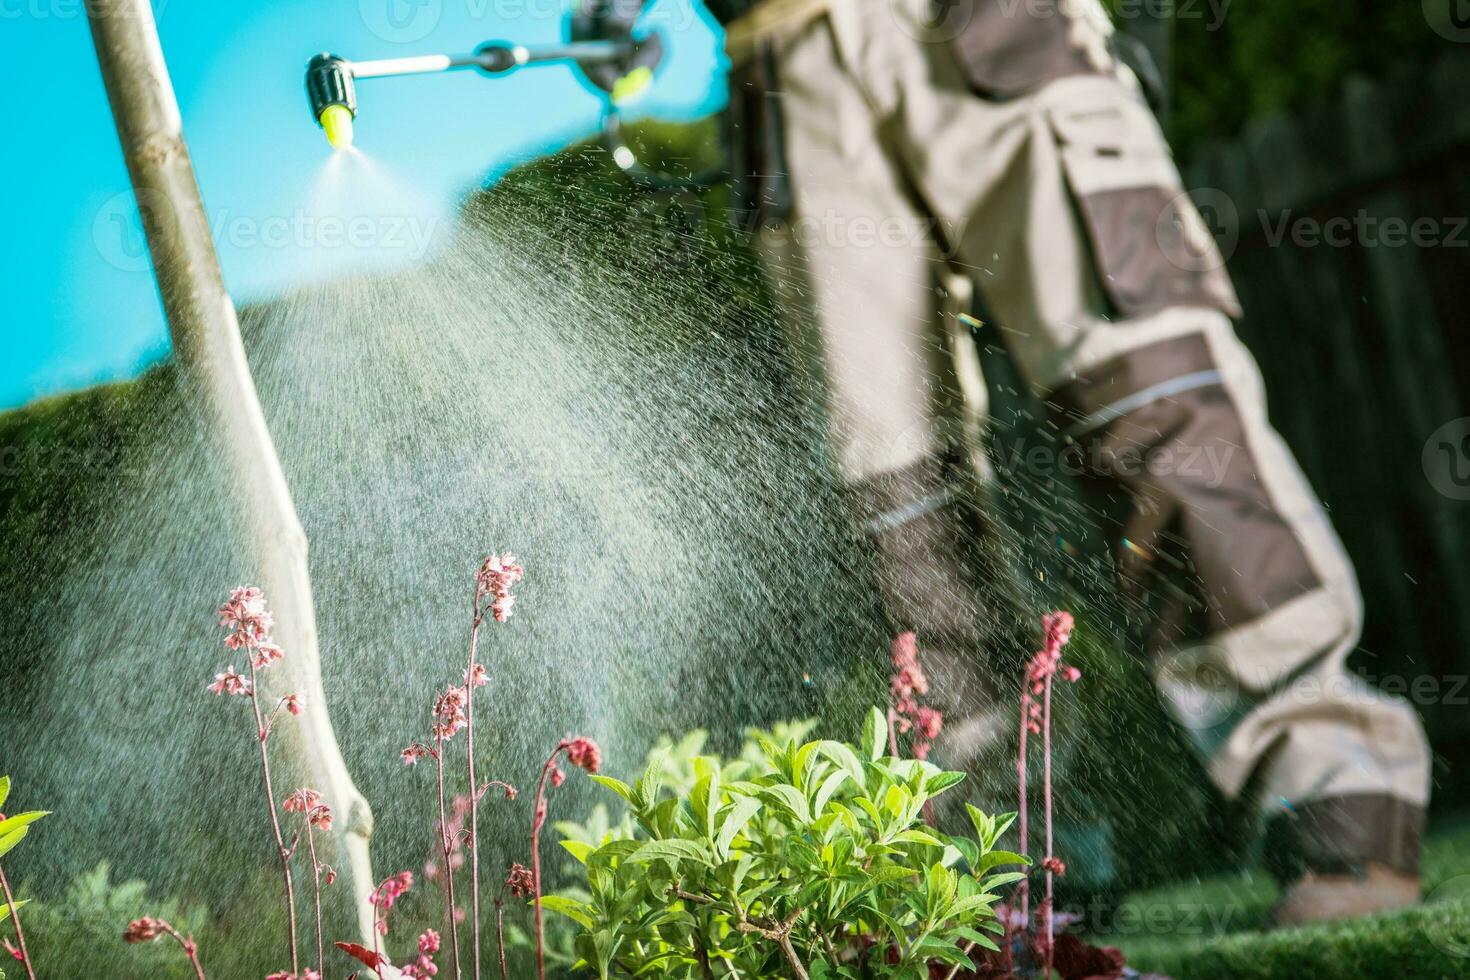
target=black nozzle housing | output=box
[474,41,522,76]
[306,53,356,122]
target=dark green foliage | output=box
[1148,0,1453,156]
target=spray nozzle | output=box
[303,20,664,150]
[305,53,356,149]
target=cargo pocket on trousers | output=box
[1046,94,1242,319]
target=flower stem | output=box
[1042,675,1055,978]
[436,737,464,980]
[306,821,324,978]
[494,894,509,980]
[1016,677,1030,924]
[159,920,208,980]
[530,744,567,980]
[465,597,484,980]
[247,661,299,975]
[0,864,37,980]
[370,881,387,980]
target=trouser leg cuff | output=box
[845,455,985,644]
[1264,793,1425,882]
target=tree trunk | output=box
[86,0,377,942]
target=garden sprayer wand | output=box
[305,10,663,150]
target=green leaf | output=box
[964,804,991,845]
[891,829,945,848]
[818,741,867,789]
[589,775,636,806]
[714,796,762,859]
[588,838,643,867]
[0,777,9,812]
[861,707,889,762]
[949,894,1001,919]
[0,826,28,861]
[924,771,966,795]
[989,811,1018,847]
[0,900,27,918]
[976,851,1031,873]
[812,769,851,818]
[627,838,708,867]
[560,839,595,864]
[980,871,1028,890]
[539,894,596,928]
[0,811,48,840]
[761,783,811,824]
[951,836,980,869]
[636,755,666,811]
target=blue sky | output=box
[0,0,725,411]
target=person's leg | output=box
[837,0,1430,915]
[743,12,1009,735]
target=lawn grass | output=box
[1098,819,1470,978]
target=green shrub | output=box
[545,709,1028,978]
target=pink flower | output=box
[477,553,525,622]
[370,871,415,935]
[402,743,430,765]
[207,666,252,697]
[1042,611,1075,651]
[476,780,517,802]
[565,736,602,774]
[550,766,566,788]
[281,693,303,716]
[251,642,284,669]
[915,706,944,741]
[506,863,534,898]
[123,917,166,943]
[1042,856,1067,876]
[419,929,441,954]
[465,662,488,688]
[1062,666,1082,683]
[283,790,335,831]
[490,595,515,622]
[218,586,274,649]
[432,686,467,740]
[477,553,524,597]
[283,788,323,814]
[889,633,943,758]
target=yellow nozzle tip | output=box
[319,104,354,149]
[610,66,653,105]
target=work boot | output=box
[1270,862,1421,927]
[1264,794,1425,926]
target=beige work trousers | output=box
[738,0,1430,875]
